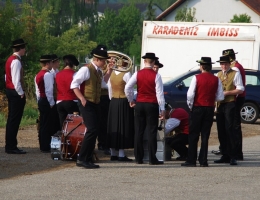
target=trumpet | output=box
[107,50,133,72]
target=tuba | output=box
[107,50,133,72]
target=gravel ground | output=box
[0,120,259,199]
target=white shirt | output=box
[165,118,181,135]
[10,53,24,95]
[50,68,59,78]
[187,75,224,109]
[124,68,165,111]
[70,61,102,89]
[107,71,132,100]
[34,71,55,106]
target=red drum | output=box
[60,114,87,160]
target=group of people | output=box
[4,37,245,168]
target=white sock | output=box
[119,149,125,158]
[110,148,118,156]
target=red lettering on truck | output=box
[207,27,239,37]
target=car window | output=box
[246,74,260,86]
[182,75,195,87]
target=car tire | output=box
[240,102,259,124]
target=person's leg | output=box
[5,89,26,151]
[168,134,188,158]
[134,102,146,163]
[198,107,214,165]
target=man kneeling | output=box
[164,103,189,161]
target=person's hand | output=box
[159,110,165,120]
[129,101,136,108]
[20,94,24,98]
[80,97,87,107]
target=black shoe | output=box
[118,156,133,162]
[181,162,196,167]
[110,156,118,161]
[212,150,222,155]
[230,158,238,165]
[200,163,209,167]
[214,157,230,163]
[149,160,164,165]
[6,148,27,154]
[136,160,143,164]
[176,156,187,161]
[103,148,111,155]
[76,160,100,169]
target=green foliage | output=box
[96,4,142,60]
[0,98,38,128]
[175,5,197,22]
[126,0,176,10]
[229,13,252,23]
[144,0,156,20]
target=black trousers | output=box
[57,100,79,129]
[5,89,26,150]
[97,95,110,148]
[78,101,99,162]
[134,102,159,163]
[38,97,53,151]
[234,97,245,157]
[166,133,188,158]
[216,102,237,159]
[187,106,214,165]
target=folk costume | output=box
[164,107,189,160]
[107,70,135,161]
[125,52,165,164]
[215,55,244,165]
[5,38,27,154]
[35,55,55,152]
[70,45,110,169]
[182,57,224,167]
[223,49,246,160]
[56,55,79,128]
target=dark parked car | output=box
[163,68,260,124]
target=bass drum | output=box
[51,113,87,160]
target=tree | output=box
[175,5,197,22]
[144,0,156,20]
[96,3,142,59]
[230,13,252,23]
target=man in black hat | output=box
[214,55,244,166]
[5,38,27,154]
[71,45,111,169]
[35,55,55,153]
[125,52,165,165]
[181,57,224,167]
[153,60,163,74]
[212,49,246,160]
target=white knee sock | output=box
[110,148,118,156]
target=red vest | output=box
[136,68,157,103]
[170,108,189,135]
[56,69,77,101]
[5,55,18,89]
[193,73,218,107]
[234,61,246,97]
[35,70,49,98]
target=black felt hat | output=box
[196,57,215,64]
[222,49,238,56]
[92,45,110,59]
[155,60,164,68]
[39,55,53,62]
[63,54,79,66]
[142,52,158,60]
[11,38,27,48]
[51,54,60,62]
[216,55,231,63]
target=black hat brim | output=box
[142,56,159,60]
[93,54,110,59]
[11,43,27,48]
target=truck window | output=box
[246,75,260,86]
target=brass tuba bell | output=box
[107,50,133,72]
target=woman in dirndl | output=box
[106,65,135,162]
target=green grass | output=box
[0,99,39,128]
